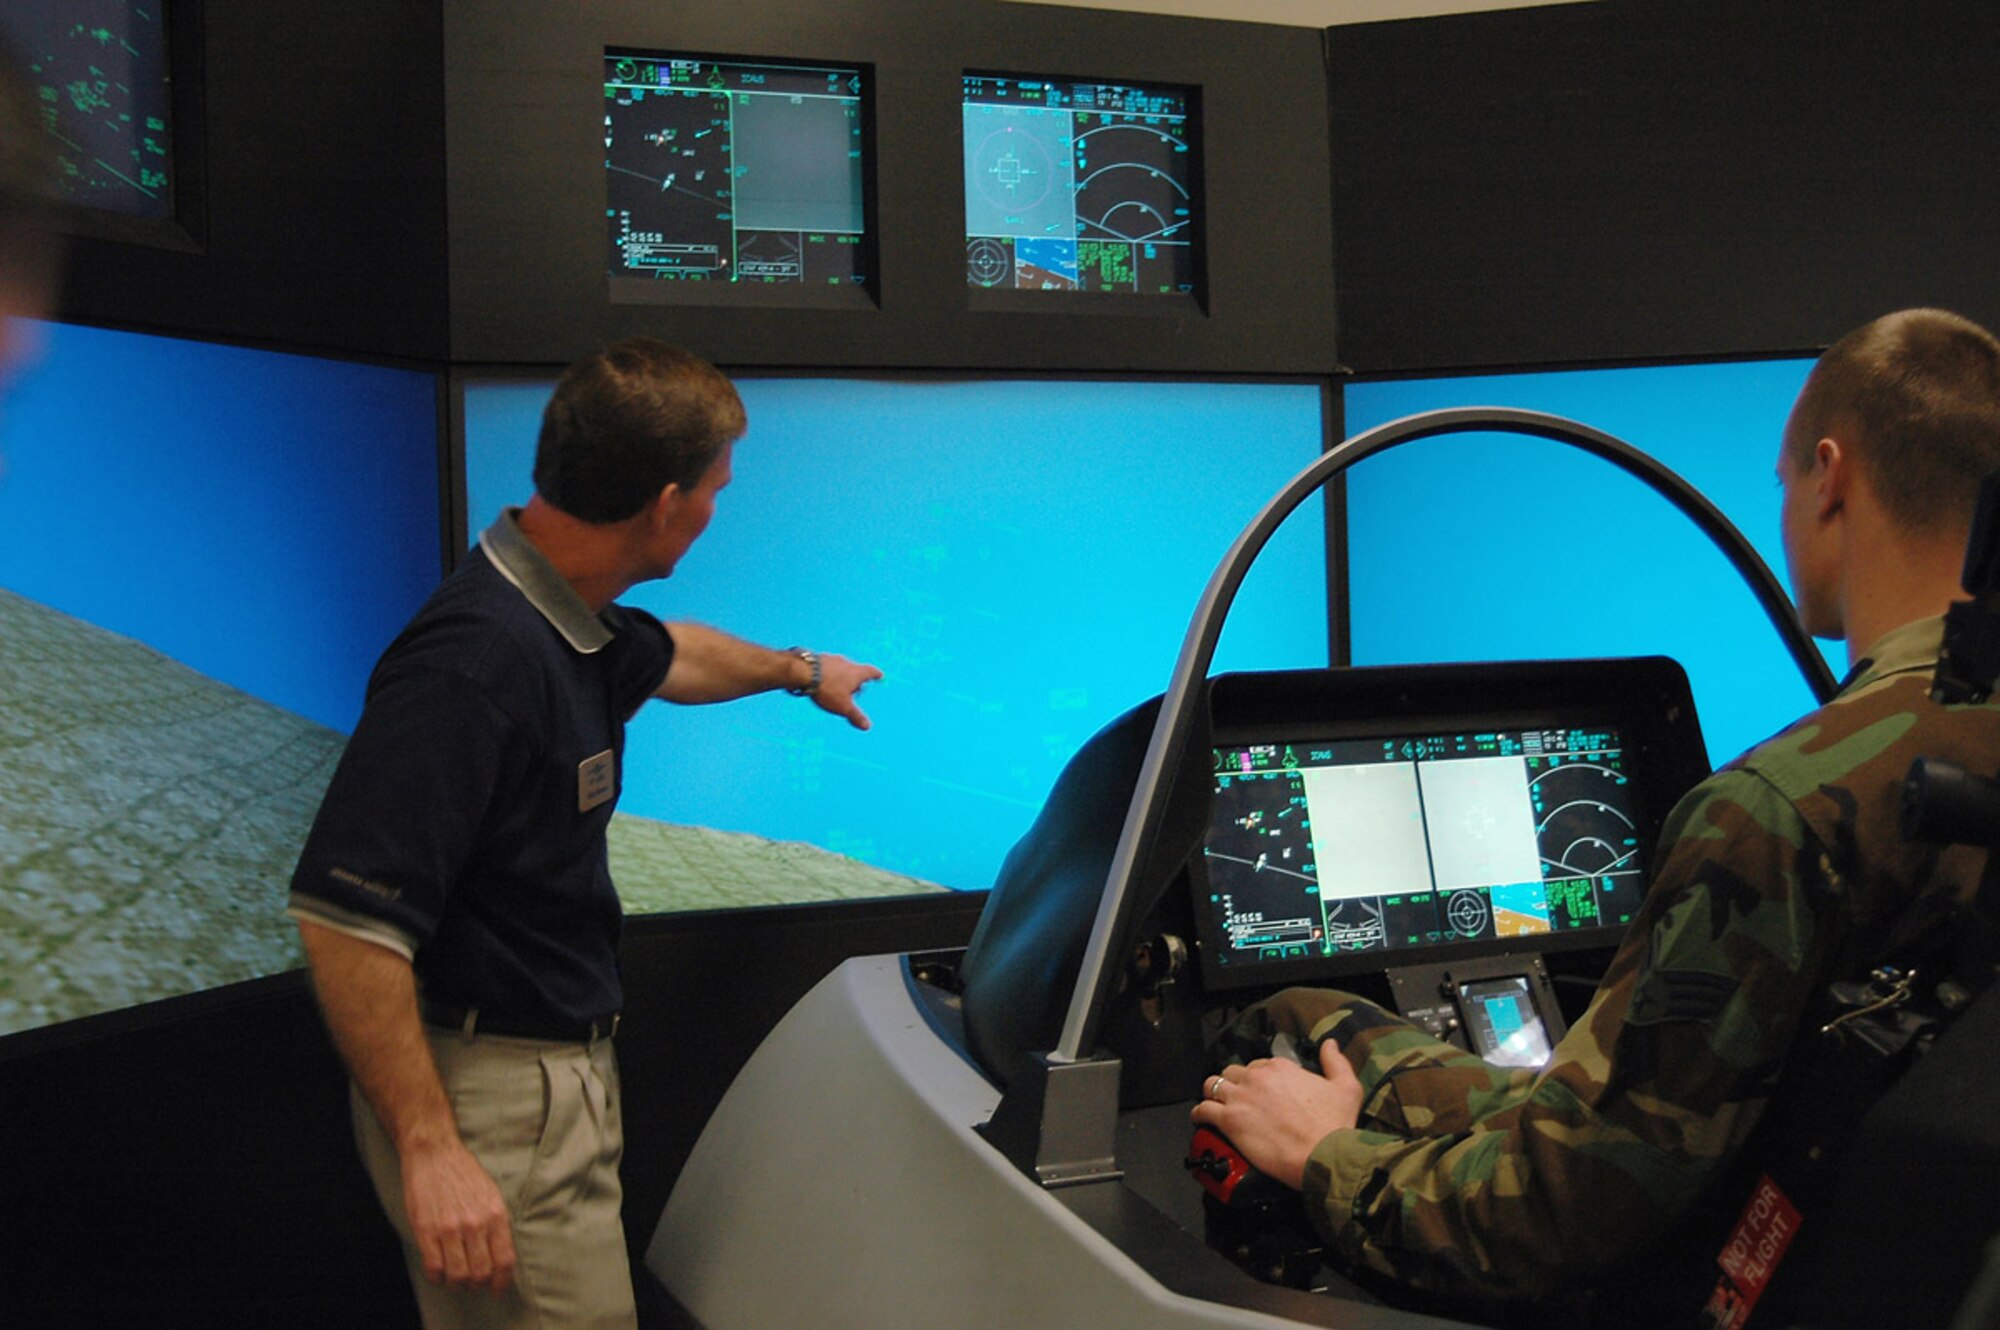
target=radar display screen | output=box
[1,0,175,221]
[605,51,867,290]
[962,73,1197,297]
[1201,725,1646,980]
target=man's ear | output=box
[646,481,685,530]
[1813,436,1849,520]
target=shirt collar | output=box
[478,508,613,654]
[1839,615,1944,695]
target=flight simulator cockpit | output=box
[644,408,1958,1330]
[647,661,1708,1326]
[957,653,1707,1146]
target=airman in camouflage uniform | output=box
[1212,619,2000,1301]
[1193,308,2000,1305]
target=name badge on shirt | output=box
[578,749,616,812]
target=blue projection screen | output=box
[1343,360,1838,770]
[0,323,440,732]
[0,321,441,1038]
[465,375,1329,895]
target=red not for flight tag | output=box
[1702,1174,1804,1328]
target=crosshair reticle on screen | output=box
[962,73,1196,295]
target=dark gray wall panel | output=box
[1329,0,2000,372]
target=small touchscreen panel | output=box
[1459,975,1557,1068]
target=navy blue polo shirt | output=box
[288,510,675,1028]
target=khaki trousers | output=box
[353,1028,636,1330]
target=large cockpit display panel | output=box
[1204,725,1644,971]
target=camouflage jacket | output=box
[1288,617,2000,1302]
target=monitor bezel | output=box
[17,0,208,255]
[602,45,878,311]
[1190,658,1708,993]
[961,66,1206,315]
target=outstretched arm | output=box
[656,621,883,729]
[297,920,517,1294]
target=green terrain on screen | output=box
[0,588,939,1037]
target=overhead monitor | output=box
[1,0,201,247]
[962,72,1200,306]
[604,49,871,306]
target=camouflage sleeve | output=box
[1217,987,1538,1138]
[1300,766,1840,1302]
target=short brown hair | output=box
[1788,308,2000,534]
[533,338,746,524]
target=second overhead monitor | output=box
[963,72,1202,304]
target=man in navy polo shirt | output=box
[288,339,881,1329]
